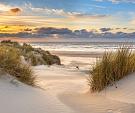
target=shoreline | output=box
[51,51,103,58]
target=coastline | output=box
[51,51,103,58]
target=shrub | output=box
[0,45,36,86]
[0,40,61,66]
[14,65,36,86]
[89,47,135,92]
[22,43,34,53]
[1,40,21,48]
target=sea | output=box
[30,42,135,70]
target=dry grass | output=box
[0,45,36,86]
[89,47,135,92]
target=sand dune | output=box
[101,73,135,104]
[0,73,75,113]
[34,65,135,113]
[0,65,135,113]
[60,93,135,113]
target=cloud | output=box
[70,14,108,19]
[0,32,31,38]
[0,27,134,40]
[0,3,21,16]
[131,19,135,25]
[0,3,12,12]
[95,0,135,3]
[112,0,135,3]
[100,28,112,32]
[0,2,132,32]
[0,3,114,30]
[24,28,32,32]
[35,27,72,35]
[10,8,21,14]
[23,3,78,17]
[23,3,108,19]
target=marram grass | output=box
[89,47,135,92]
[0,45,36,86]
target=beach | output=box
[0,0,135,112]
[0,42,135,113]
[34,42,135,113]
[1,64,134,113]
[35,47,135,113]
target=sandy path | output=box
[34,65,88,94]
[34,65,135,113]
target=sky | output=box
[0,0,135,41]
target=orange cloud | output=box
[10,8,21,14]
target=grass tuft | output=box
[0,45,36,86]
[89,47,135,92]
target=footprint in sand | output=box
[107,109,113,113]
[115,110,122,113]
[107,109,122,113]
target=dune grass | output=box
[0,45,36,86]
[0,40,61,66]
[89,47,135,92]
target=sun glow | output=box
[0,25,34,33]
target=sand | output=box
[0,64,135,113]
[35,65,135,113]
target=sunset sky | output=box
[0,0,135,41]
